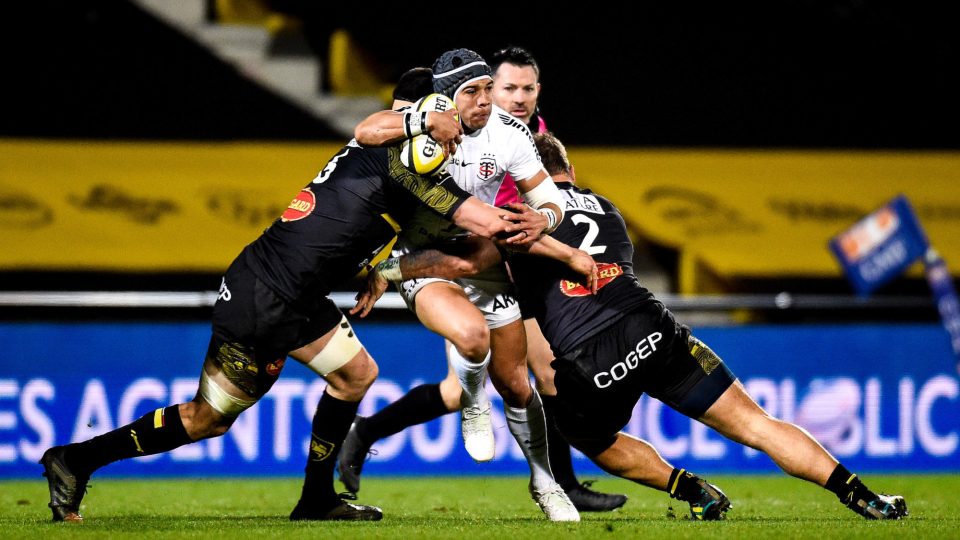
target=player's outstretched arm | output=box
[350,234,597,317]
[452,197,547,246]
[350,238,502,318]
[354,108,462,151]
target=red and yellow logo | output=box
[265,358,286,376]
[560,262,623,297]
[281,189,315,222]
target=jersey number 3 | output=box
[572,214,607,255]
[314,146,352,184]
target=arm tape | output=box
[521,178,564,232]
[537,208,558,231]
[403,111,427,138]
[375,257,404,281]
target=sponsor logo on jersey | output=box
[217,277,232,302]
[492,293,517,311]
[478,153,498,180]
[563,191,605,215]
[265,358,285,376]
[560,262,623,296]
[281,188,315,222]
[593,331,662,389]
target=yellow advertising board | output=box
[3,141,959,295]
[569,149,960,293]
[1,140,345,271]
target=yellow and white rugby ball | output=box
[400,93,458,176]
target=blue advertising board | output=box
[0,321,958,478]
[829,195,929,296]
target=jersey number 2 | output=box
[572,214,606,255]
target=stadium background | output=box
[1,0,959,480]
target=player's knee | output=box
[449,323,490,361]
[193,367,256,436]
[327,352,379,401]
[181,399,235,439]
[354,355,379,391]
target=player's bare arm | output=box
[354,108,462,152]
[351,235,597,317]
[350,237,501,318]
[452,197,547,245]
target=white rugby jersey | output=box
[396,104,546,250]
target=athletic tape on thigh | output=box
[199,369,256,418]
[305,315,363,376]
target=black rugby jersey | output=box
[510,183,656,356]
[243,141,470,312]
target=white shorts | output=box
[397,266,521,330]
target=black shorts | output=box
[551,302,736,456]
[208,256,343,398]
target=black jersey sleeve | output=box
[386,147,470,220]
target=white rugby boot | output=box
[448,343,494,461]
[461,391,495,462]
[530,481,581,522]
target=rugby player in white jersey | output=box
[352,49,578,521]
[343,48,628,513]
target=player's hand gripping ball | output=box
[400,94,458,176]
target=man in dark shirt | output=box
[355,132,909,521]
[37,103,549,523]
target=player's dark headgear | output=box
[432,48,492,101]
[393,67,434,102]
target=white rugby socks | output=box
[506,390,556,491]
[447,342,490,408]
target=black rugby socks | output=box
[357,383,450,445]
[296,390,360,510]
[825,463,877,506]
[667,468,704,502]
[65,405,192,477]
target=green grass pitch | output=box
[1,474,957,539]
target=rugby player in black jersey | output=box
[353,132,909,521]
[35,74,569,524]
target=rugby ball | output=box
[400,94,458,176]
